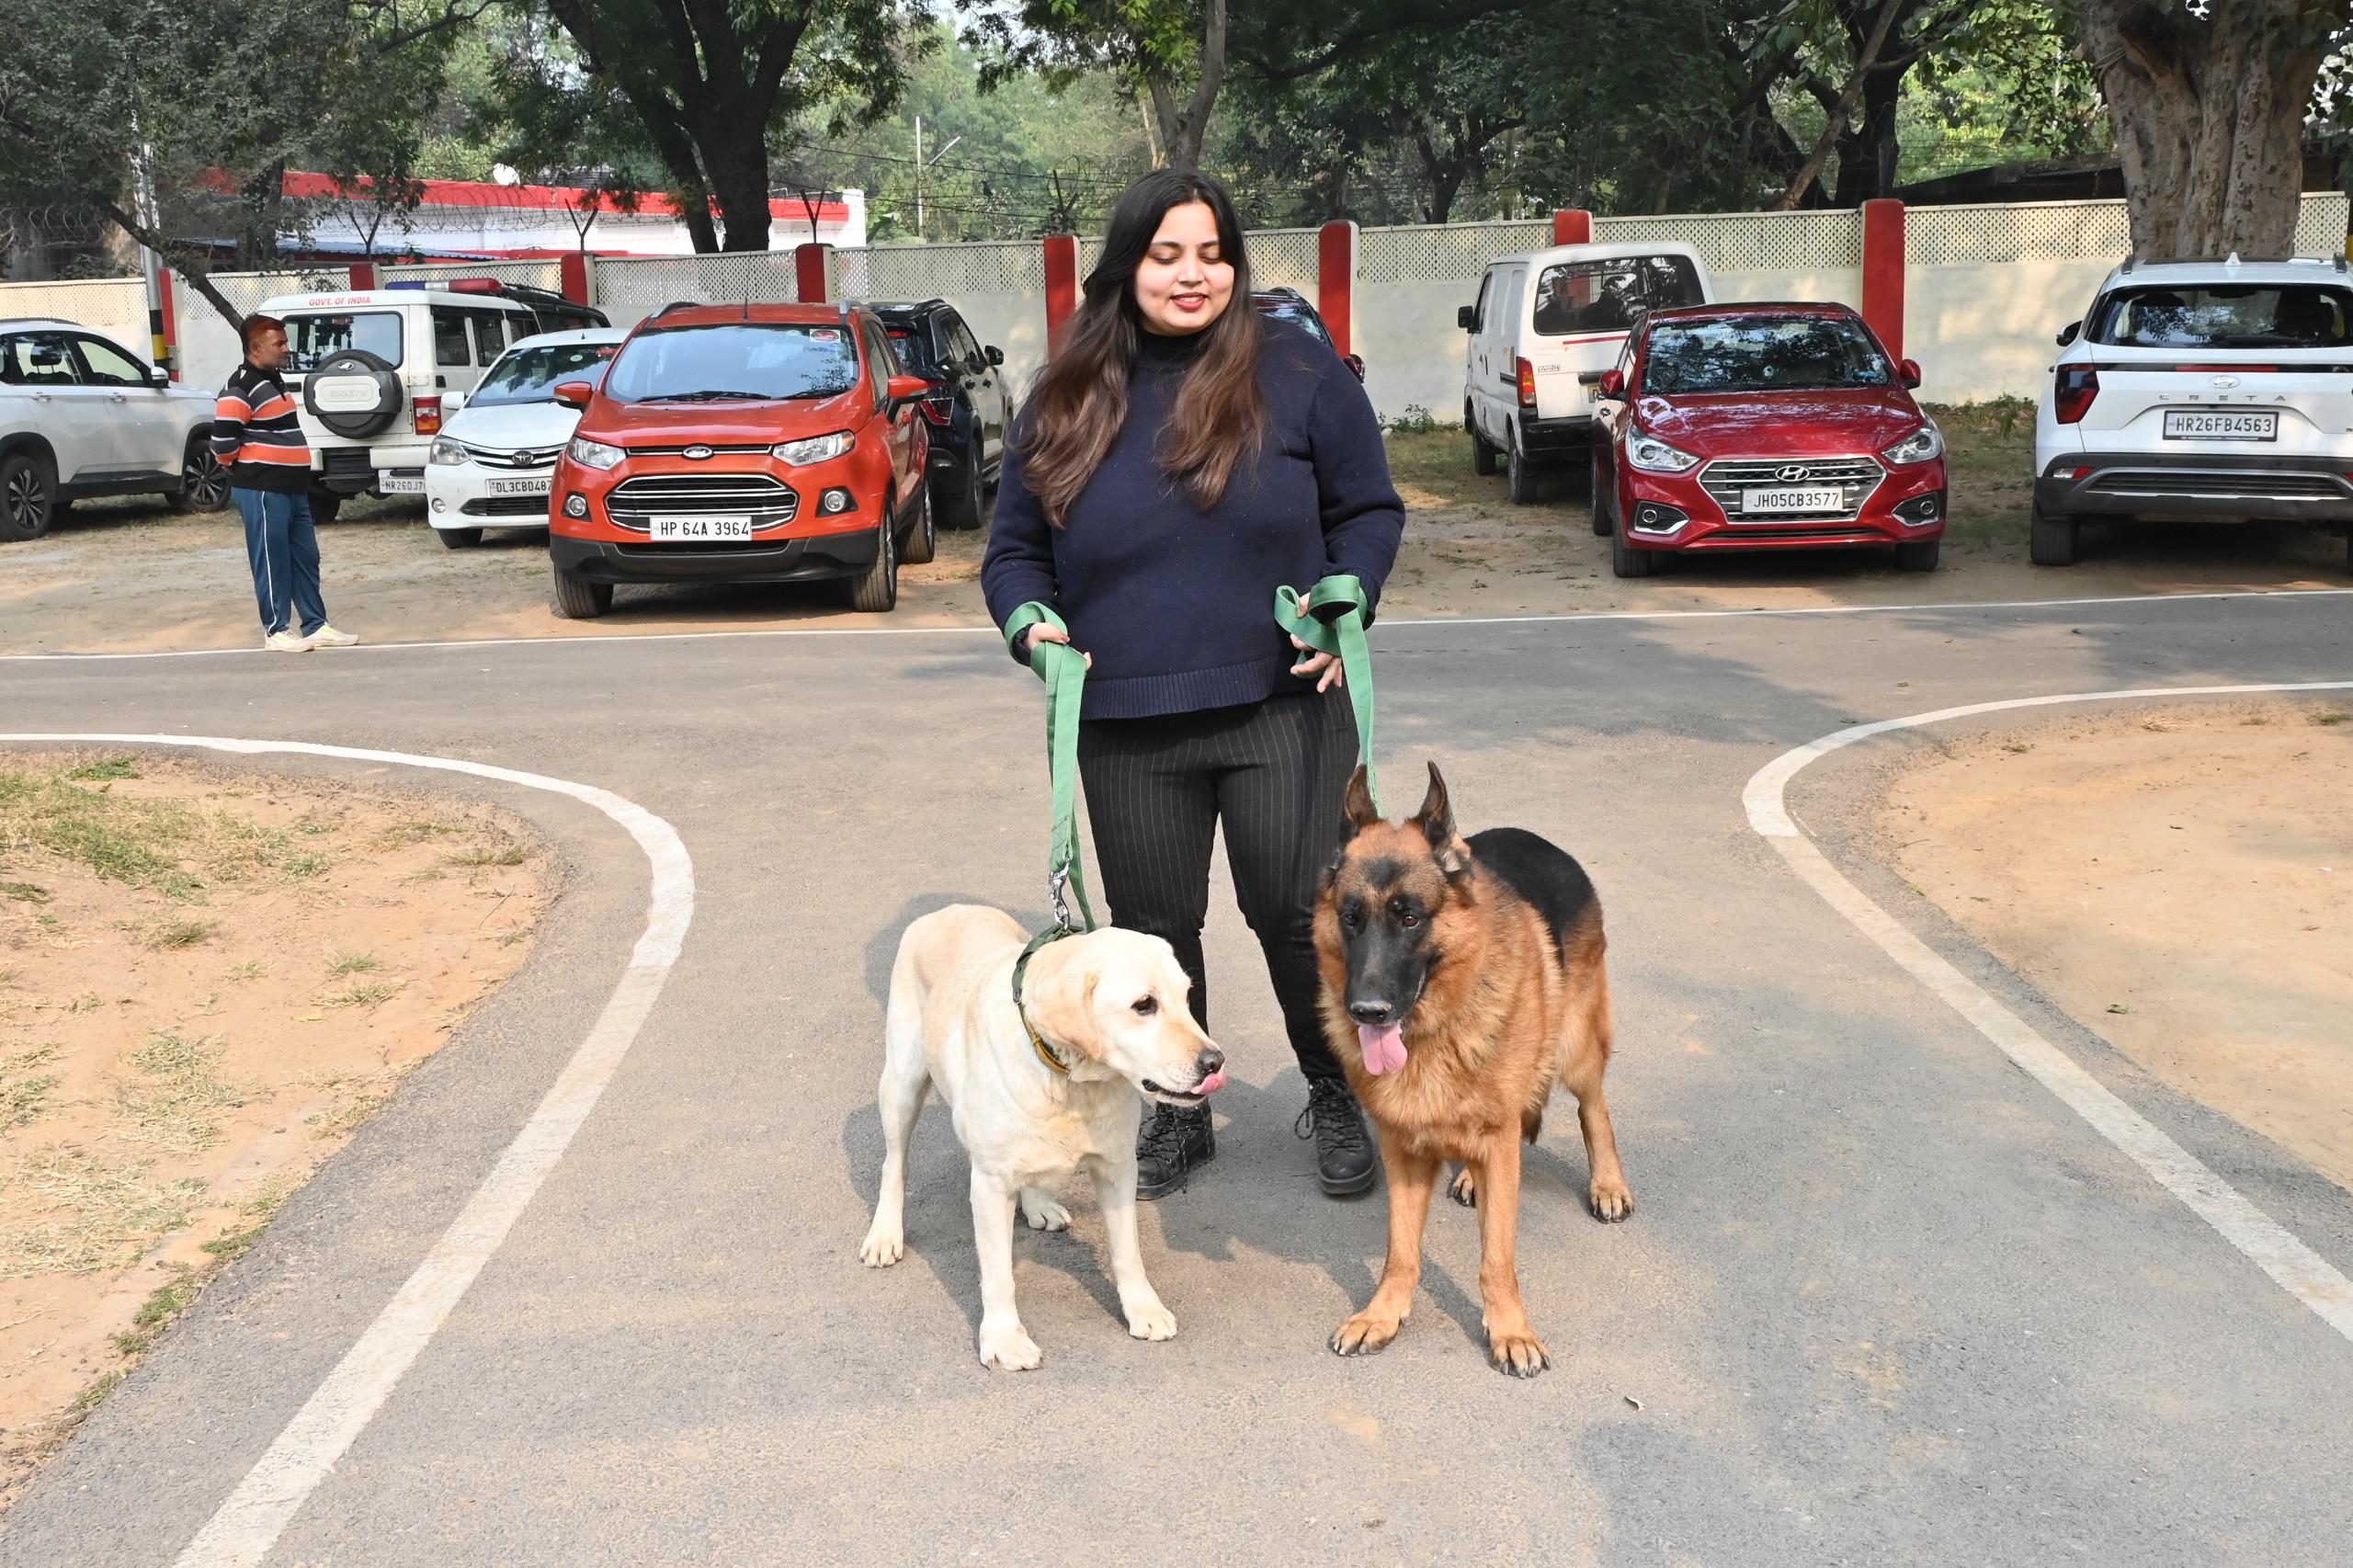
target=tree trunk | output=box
[1143,0,1227,169]
[97,199,244,330]
[1773,0,1904,210]
[2080,0,2330,257]
[705,144,774,253]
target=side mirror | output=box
[984,345,1005,368]
[1457,305,1478,331]
[2055,320,2082,347]
[1597,369,1627,400]
[1898,358,1923,389]
[552,381,594,409]
[884,373,929,413]
[1342,353,1366,381]
[148,364,171,389]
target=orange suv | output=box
[547,302,933,618]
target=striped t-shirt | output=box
[211,361,311,494]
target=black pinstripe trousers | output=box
[1076,687,1356,1083]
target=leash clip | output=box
[1048,864,1074,932]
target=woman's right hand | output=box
[1024,623,1092,669]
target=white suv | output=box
[0,318,225,540]
[2035,255,2353,570]
[424,327,625,548]
[262,280,606,520]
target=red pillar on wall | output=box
[1861,199,1906,361]
[795,243,833,303]
[1552,209,1593,247]
[157,268,178,381]
[1317,221,1358,357]
[559,252,591,306]
[1043,234,1080,348]
[348,262,377,290]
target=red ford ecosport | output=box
[547,302,932,618]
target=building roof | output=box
[274,171,852,225]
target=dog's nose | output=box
[1348,1000,1393,1026]
[1196,1047,1225,1078]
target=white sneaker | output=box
[305,625,359,647]
[263,630,312,653]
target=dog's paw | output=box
[1124,1299,1177,1342]
[1329,1310,1404,1358]
[1449,1168,1478,1208]
[977,1322,1043,1371]
[1019,1190,1072,1233]
[1486,1325,1552,1379]
[1589,1177,1633,1223]
[858,1225,904,1267]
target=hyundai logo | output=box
[683,444,714,460]
[2210,374,2240,390]
[1776,464,1811,483]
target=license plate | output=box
[1741,486,1844,514]
[2163,408,2277,441]
[485,476,551,496]
[377,470,424,494]
[648,516,754,541]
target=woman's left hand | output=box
[1289,635,1345,692]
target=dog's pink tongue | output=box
[1197,1069,1228,1095]
[1358,1023,1408,1075]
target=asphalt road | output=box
[6,589,2352,1567]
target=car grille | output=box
[461,494,552,517]
[605,473,799,533]
[461,443,561,471]
[2083,470,2349,501]
[1698,457,1883,523]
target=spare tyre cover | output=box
[302,348,403,440]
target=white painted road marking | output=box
[4,585,2348,661]
[1743,684,2353,1344]
[0,734,694,1566]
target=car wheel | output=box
[1610,527,1663,578]
[847,508,899,612]
[168,444,231,514]
[1894,538,1941,572]
[938,447,983,530]
[0,449,58,541]
[1506,436,1540,505]
[1590,476,1615,537]
[308,488,344,526]
[551,566,611,619]
[901,483,936,565]
[438,527,483,550]
[2029,502,2079,566]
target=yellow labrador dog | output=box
[859,905,1227,1370]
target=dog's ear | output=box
[1342,764,1381,832]
[1026,945,1102,1062]
[1414,763,1477,889]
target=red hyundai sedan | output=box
[1592,302,1948,576]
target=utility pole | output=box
[913,118,961,244]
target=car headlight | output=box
[1625,433,1699,473]
[427,437,471,467]
[1881,422,1944,465]
[567,436,625,471]
[772,431,853,466]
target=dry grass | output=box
[324,951,381,977]
[109,1033,244,1156]
[0,1047,63,1132]
[142,917,222,951]
[0,761,302,901]
[441,842,531,869]
[0,1147,205,1278]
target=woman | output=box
[983,169,1406,1199]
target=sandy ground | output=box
[0,753,547,1500]
[1880,701,2353,1193]
[4,414,2347,656]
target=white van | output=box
[1461,242,1712,502]
[260,280,606,520]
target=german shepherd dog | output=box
[1315,763,1631,1377]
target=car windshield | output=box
[2090,283,2353,348]
[471,342,621,406]
[1642,315,1894,395]
[281,312,403,371]
[600,323,860,403]
[1254,298,1332,346]
[1531,255,1705,335]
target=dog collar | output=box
[1011,927,1074,1077]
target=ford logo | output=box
[1776,464,1811,483]
[683,444,714,460]
[2210,374,2240,390]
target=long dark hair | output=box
[1021,169,1265,526]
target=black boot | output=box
[1296,1077,1376,1196]
[1136,1101,1215,1199]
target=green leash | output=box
[1274,574,1381,814]
[1002,601,1097,936]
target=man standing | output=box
[211,315,358,652]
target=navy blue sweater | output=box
[982,319,1406,720]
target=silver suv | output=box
[2034,255,2353,570]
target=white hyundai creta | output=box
[424,327,625,547]
[2035,254,2353,571]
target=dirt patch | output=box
[1879,701,2353,1191]
[7,411,2347,655]
[0,751,549,1501]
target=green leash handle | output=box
[1003,601,1097,932]
[1274,574,1380,815]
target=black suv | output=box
[868,300,1012,529]
[1251,288,1365,381]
